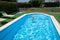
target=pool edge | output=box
[0,14,27,31]
[50,15,60,35]
[0,13,60,36]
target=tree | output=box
[1,0,16,2]
[29,0,44,7]
[29,0,44,3]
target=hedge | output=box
[0,1,18,14]
[0,1,31,14]
[0,1,60,14]
[17,2,31,8]
[44,2,59,7]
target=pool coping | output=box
[0,13,60,35]
[50,15,60,35]
[0,14,27,31]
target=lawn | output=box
[49,13,60,23]
[0,12,25,27]
[24,7,60,12]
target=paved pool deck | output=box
[0,13,60,35]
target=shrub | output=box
[44,2,59,7]
[0,1,19,14]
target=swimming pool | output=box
[0,12,60,40]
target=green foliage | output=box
[29,0,44,7]
[29,0,40,7]
[44,2,59,7]
[0,1,18,14]
[0,0,59,14]
[0,0,16,2]
[0,1,31,14]
[38,0,44,3]
[18,2,31,8]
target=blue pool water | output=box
[0,12,60,40]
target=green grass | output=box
[14,12,60,23]
[49,14,60,23]
[24,7,60,12]
[0,12,26,27]
[0,18,13,27]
